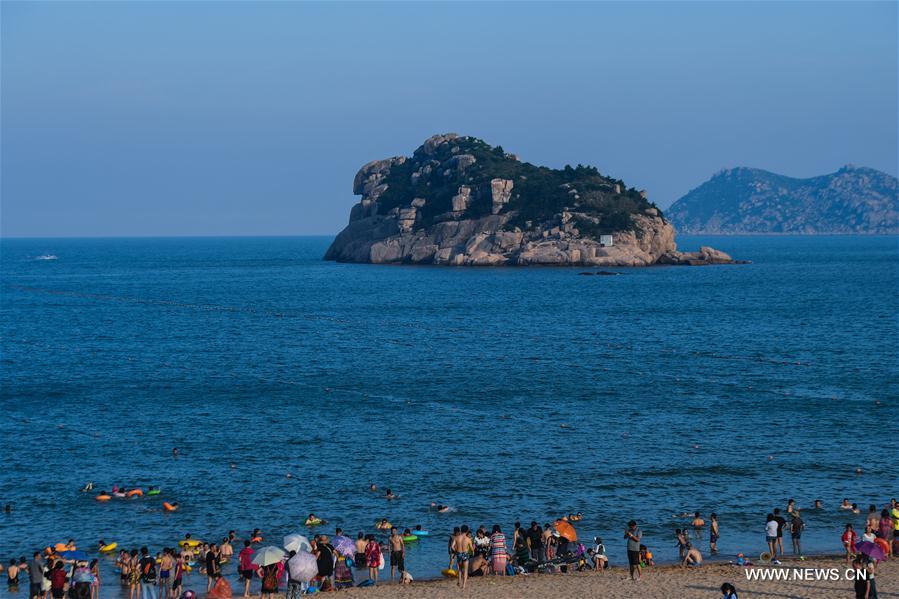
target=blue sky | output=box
[2,1,896,237]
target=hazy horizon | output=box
[2,1,896,238]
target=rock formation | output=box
[325,134,739,266]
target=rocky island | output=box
[325,134,737,266]
[667,165,899,234]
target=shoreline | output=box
[248,555,898,599]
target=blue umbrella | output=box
[60,550,89,561]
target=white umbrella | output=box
[252,546,287,567]
[286,551,318,583]
[283,534,312,553]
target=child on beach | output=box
[591,537,608,571]
[842,523,858,565]
[639,544,655,570]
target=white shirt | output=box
[765,521,778,537]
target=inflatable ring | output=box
[305,519,322,526]
[411,530,429,536]
[96,495,112,502]
[147,490,161,496]
[54,543,68,552]
[441,568,457,578]
[162,502,178,512]
[178,540,201,547]
[402,535,418,542]
[250,537,262,543]
[100,543,117,553]
[874,538,889,555]
[126,489,143,497]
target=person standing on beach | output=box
[364,534,381,585]
[451,526,474,590]
[388,528,405,581]
[489,525,509,575]
[709,514,719,555]
[204,544,220,591]
[526,522,544,562]
[765,514,780,564]
[27,552,43,599]
[238,541,254,598]
[790,510,804,556]
[138,547,158,599]
[624,520,642,581]
[773,509,786,557]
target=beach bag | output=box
[206,577,232,599]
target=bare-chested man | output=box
[388,528,405,580]
[451,525,474,590]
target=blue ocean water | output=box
[0,235,896,593]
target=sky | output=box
[1,1,896,238]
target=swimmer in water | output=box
[304,514,320,526]
[81,482,94,492]
[814,499,823,509]
[229,463,236,469]
[369,483,377,492]
[385,488,396,500]
[286,472,293,479]
[172,448,179,457]
[376,518,391,530]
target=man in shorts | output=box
[624,520,642,581]
[388,528,405,580]
[451,526,474,590]
[238,541,254,598]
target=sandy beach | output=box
[323,556,897,599]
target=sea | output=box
[1,235,896,594]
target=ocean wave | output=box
[33,254,59,261]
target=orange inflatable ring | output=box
[163,502,178,512]
[127,489,143,497]
[251,536,262,543]
[874,538,890,556]
[96,495,112,502]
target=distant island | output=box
[667,165,899,234]
[325,134,737,266]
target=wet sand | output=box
[323,556,897,599]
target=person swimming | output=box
[431,503,450,513]
[369,483,377,492]
[81,482,94,492]
[385,489,396,500]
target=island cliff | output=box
[325,134,737,266]
[667,166,899,234]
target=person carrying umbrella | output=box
[252,547,286,599]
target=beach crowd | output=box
[3,495,897,598]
